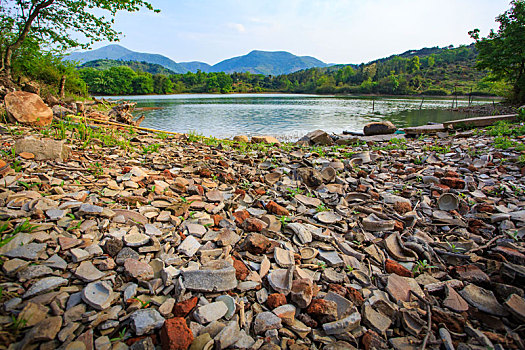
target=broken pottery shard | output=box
[443,285,469,313]
[267,267,294,295]
[322,312,361,335]
[459,284,508,316]
[82,281,113,310]
[504,294,525,322]
[362,213,395,232]
[384,233,416,262]
[182,260,237,292]
[386,274,424,302]
[284,222,312,245]
[23,277,68,298]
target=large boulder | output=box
[297,129,334,146]
[363,121,396,136]
[251,135,280,145]
[15,137,71,161]
[4,91,53,126]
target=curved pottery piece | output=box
[438,193,459,211]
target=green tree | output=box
[0,0,158,79]
[469,0,525,103]
[132,74,154,94]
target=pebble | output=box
[130,309,165,336]
[193,301,228,324]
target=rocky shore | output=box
[0,109,525,350]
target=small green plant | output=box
[279,215,291,227]
[89,162,103,177]
[17,181,39,190]
[446,241,465,253]
[156,131,169,140]
[508,230,520,241]
[316,203,329,212]
[286,187,304,198]
[412,259,436,275]
[317,261,327,270]
[9,315,27,331]
[110,327,128,342]
[345,265,354,272]
[141,143,161,154]
[132,297,150,309]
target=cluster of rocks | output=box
[0,121,524,350]
[3,91,140,128]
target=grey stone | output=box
[177,235,201,257]
[44,254,68,270]
[4,242,46,260]
[115,247,140,265]
[460,284,508,316]
[82,281,113,310]
[254,311,282,334]
[318,249,343,267]
[23,276,68,298]
[193,301,228,324]
[216,295,236,319]
[182,260,237,292]
[75,261,105,282]
[130,309,165,336]
[124,232,150,247]
[17,264,53,280]
[215,320,241,350]
[124,283,138,301]
[144,223,162,236]
[70,248,91,262]
[15,136,70,161]
[324,291,353,318]
[46,208,66,220]
[3,258,30,275]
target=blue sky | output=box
[90,0,511,65]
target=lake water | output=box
[108,94,490,141]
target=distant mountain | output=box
[179,61,212,73]
[66,45,329,75]
[65,44,187,73]
[210,50,328,75]
[80,59,176,75]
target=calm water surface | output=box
[107,94,491,141]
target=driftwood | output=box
[107,102,145,126]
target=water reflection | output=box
[106,94,489,141]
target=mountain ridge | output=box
[65,44,330,75]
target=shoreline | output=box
[98,91,503,101]
[0,115,524,349]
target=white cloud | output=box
[226,22,246,33]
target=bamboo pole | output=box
[67,115,183,136]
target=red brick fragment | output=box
[160,317,193,350]
[172,297,198,318]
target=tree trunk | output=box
[2,0,55,80]
[59,75,66,98]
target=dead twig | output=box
[409,290,432,350]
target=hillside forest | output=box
[76,45,505,97]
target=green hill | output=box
[80,59,176,75]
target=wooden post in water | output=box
[419,97,424,110]
[372,99,375,112]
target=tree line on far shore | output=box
[77,45,506,97]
